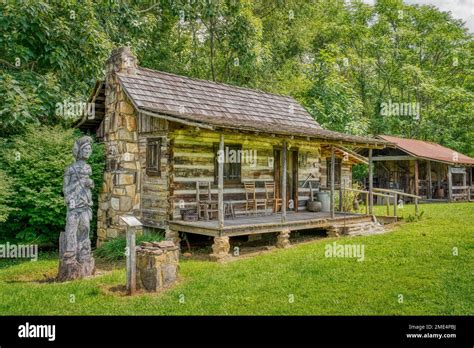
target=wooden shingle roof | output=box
[117,67,386,146]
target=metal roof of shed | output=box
[378,135,474,166]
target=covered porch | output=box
[165,131,387,260]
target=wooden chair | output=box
[196,182,218,220]
[265,182,283,213]
[244,182,267,215]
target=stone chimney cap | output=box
[107,46,138,75]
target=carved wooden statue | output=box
[57,136,95,281]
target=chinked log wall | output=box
[157,125,353,221]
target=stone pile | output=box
[135,240,179,292]
[327,217,385,237]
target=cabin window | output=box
[214,144,242,184]
[146,138,161,176]
[326,158,342,186]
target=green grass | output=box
[0,203,472,315]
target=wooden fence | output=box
[342,187,422,218]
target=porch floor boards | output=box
[169,211,371,237]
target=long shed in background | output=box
[360,135,474,202]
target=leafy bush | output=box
[94,233,165,262]
[336,182,365,213]
[0,169,16,222]
[0,126,105,246]
[352,164,368,184]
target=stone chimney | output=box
[106,46,138,76]
[97,47,141,247]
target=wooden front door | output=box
[274,148,298,211]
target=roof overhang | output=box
[138,108,387,149]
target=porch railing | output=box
[339,187,422,218]
[451,185,471,201]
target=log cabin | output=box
[78,47,388,259]
[359,135,474,202]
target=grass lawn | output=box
[0,203,472,315]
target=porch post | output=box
[437,163,442,198]
[469,167,472,201]
[414,159,419,197]
[281,140,287,223]
[368,148,373,215]
[427,161,432,199]
[447,165,453,202]
[330,146,335,219]
[462,167,467,200]
[218,133,224,228]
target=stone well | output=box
[135,241,179,292]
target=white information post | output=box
[120,215,143,295]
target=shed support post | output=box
[368,148,373,215]
[427,161,432,199]
[218,134,225,229]
[414,159,419,197]
[448,166,453,202]
[281,141,287,223]
[468,168,472,201]
[330,146,336,219]
[393,193,398,221]
[462,169,467,200]
[437,163,442,193]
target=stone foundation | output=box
[327,218,385,237]
[276,229,291,248]
[209,236,231,262]
[136,241,179,291]
[165,228,181,247]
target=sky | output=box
[361,0,474,32]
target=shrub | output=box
[0,169,16,222]
[94,233,165,262]
[336,182,365,213]
[352,163,368,184]
[0,125,105,246]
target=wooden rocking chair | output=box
[244,182,267,215]
[264,181,283,213]
[196,181,218,220]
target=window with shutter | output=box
[146,138,161,176]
